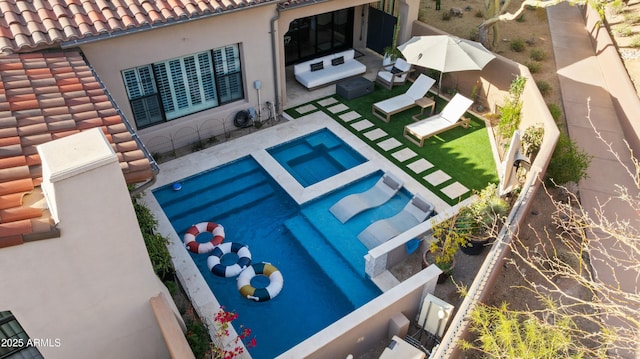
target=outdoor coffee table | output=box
[336,77,374,100]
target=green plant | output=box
[442,11,451,21]
[547,103,562,122]
[526,60,542,73]
[631,34,640,48]
[516,13,526,22]
[383,21,403,61]
[536,80,552,96]
[498,76,527,140]
[510,39,525,52]
[458,183,509,240]
[461,302,581,357]
[529,48,547,61]
[475,9,484,18]
[522,124,544,158]
[192,139,205,152]
[164,280,178,296]
[186,317,210,359]
[132,198,173,279]
[430,215,469,271]
[545,132,592,186]
[609,0,625,15]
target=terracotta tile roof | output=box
[0,50,155,248]
[0,0,278,53]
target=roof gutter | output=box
[61,1,276,48]
[78,51,160,197]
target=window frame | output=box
[122,44,245,129]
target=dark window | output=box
[0,311,43,359]
[122,44,244,129]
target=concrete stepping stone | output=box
[339,111,361,122]
[363,128,388,141]
[423,170,451,186]
[407,158,434,174]
[351,119,374,131]
[391,148,418,162]
[318,97,339,107]
[377,138,402,151]
[441,182,469,199]
[295,104,317,115]
[327,103,349,114]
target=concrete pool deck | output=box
[142,111,450,357]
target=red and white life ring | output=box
[183,222,225,254]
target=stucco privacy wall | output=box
[278,265,441,359]
[0,129,177,358]
[79,4,276,155]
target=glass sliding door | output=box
[284,8,354,65]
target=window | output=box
[0,311,43,359]
[122,44,244,128]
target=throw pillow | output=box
[390,66,403,74]
[310,61,324,72]
[331,56,345,66]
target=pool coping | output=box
[141,112,451,357]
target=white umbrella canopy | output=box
[398,35,496,93]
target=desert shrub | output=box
[623,12,640,24]
[516,14,526,22]
[609,0,625,14]
[631,34,640,48]
[530,48,547,61]
[526,61,542,73]
[547,103,563,122]
[536,80,552,96]
[545,132,592,186]
[614,24,633,37]
[475,9,484,17]
[522,124,544,158]
[442,11,451,20]
[510,39,525,52]
[469,27,479,41]
[498,76,527,140]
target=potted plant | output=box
[383,22,403,65]
[424,214,470,283]
[458,183,509,255]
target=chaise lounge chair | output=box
[372,74,436,123]
[329,172,404,223]
[403,93,474,147]
[357,194,435,249]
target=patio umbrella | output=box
[397,35,496,95]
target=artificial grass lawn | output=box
[286,83,499,205]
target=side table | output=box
[412,97,436,121]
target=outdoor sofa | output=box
[294,49,366,89]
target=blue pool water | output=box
[267,128,367,187]
[154,157,412,358]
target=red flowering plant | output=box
[211,307,256,359]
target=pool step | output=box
[158,157,260,208]
[163,170,272,219]
[172,182,275,226]
[300,207,366,276]
[284,216,380,308]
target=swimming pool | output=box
[267,128,367,187]
[153,156,412,358]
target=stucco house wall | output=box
[80,4,277,155]
[0,129,176,358]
